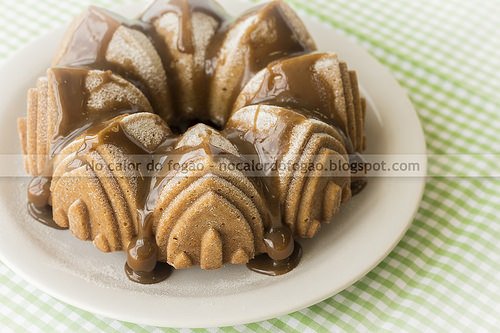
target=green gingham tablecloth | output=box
[1,0,499,331]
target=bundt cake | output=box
[17,0,367,283]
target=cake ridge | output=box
[154,173,265,266]
[286,133,350,236]
[141,0,231,123]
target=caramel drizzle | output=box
[236,52,368,193]
[140,0,231,127]
[50,68,140,157]
[28,5,153,219]
[26,0,366,283]
[237,3,315,85]
[27,67,146,227]
[54,7,122,68]
[67,117,175,283]
[53,6,157,109]
[223,109,305,274]
[27,176,64,230]
[140,0,230,54]
[242,54,345,141]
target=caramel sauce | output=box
[52,6,160,112]
[224,112,300,268]
[349,152,368,196]
[27,67,150,238]
[124,261,172,284]
[25,0,367,283]
[27,176,65,229]
[141,0,230,54]
[238,4,314,84]
[242,53,348,136]
[247,241,302,276]
[49,67,145,159]
[263,226,295,261]
[27,176,51,208]
[351,179,367,196]
[66,116,178,283]
[27,203,66,230]
[125,217,172,284]
[141,0,231,126]
[53,7,122,68]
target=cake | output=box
[18,0,367,284]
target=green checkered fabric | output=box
[1,0,499,331]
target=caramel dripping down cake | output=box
[141,0,317,126]
[207,0,317,126]
[140,0,230,121]
[17,68,153,177]
[233,52,366,152]
[52,6,174,122]
[225,105,351,239]
[151,124,267,270]
[17,0,368,283]
[50,113,171,252]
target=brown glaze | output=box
[262,227,294,261]
[27,67,148,234]
[69,116,177,282]
[125,217,172,283]
[49,68,89,156]
[224,105,354,269]
[27,176,66,229]
[124,262,172,284]
[141,0,230,54]
[27,203,66,230]
[54,6,151,70]
[351,179,367,196]
[206,1,317,125]
[140,0,230,126]
[54,7,122,68]
[349,152,367,196]
[52,7,160,112]
[27,176,51,208]
[127,235,158,273]
[49,67,140,157]
[234,53,371,156]
[247,241,302,276]
[224,111,301,268]
[236,53,356,143]
[243,55,328,112]
[71,117,151,198]
[238,3,314,84]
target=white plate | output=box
[0,0,426,328]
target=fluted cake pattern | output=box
[17,0,367,279]
[152,124,268,269]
